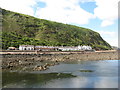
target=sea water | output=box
[2,60,119,88]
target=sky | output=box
[0,0,119,47]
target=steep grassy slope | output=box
[1,8,111,50]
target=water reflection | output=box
[41,76,118,88]
[2,60,118,88]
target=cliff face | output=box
[1,8,111,50]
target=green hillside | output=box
[1,8,112,50]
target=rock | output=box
[32,58,35,60]
[43,65,47,68]
[19,60,22,64]
[40,60,44,62]
[80,70,93,72]
[55,60,58,62]
[33,65,42,71]
[42,66,48,70]
[55,62,59,65]
[33,65,49,71]
[25,59,28,61]
[45,63,51,66]
[50,63,55,66]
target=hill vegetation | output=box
[1,8,112,50]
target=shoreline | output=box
[1,50,118,71]
[1,50,118,62]
[0,50,117,54]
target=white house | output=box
[58,46,79,51]
[78,45,82,50]
[18,45,92,51]
[81,45,92,50]
[7,47,16,50]
[35,46,58,51]
[19,45,34,50]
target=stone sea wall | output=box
[2,51,118,61]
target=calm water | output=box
[2,60,119,88]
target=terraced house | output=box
[19,45,34,50]
[18,45,92,51]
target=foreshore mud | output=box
[1,50,119,71]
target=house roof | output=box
[36,48,56,50]
[19,45,34,47]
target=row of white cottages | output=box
[19,45,92,51]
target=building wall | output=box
[59,46,92,51]
[19,45,92,51]
[19,46,34,50]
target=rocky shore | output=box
[1,50,118,71]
